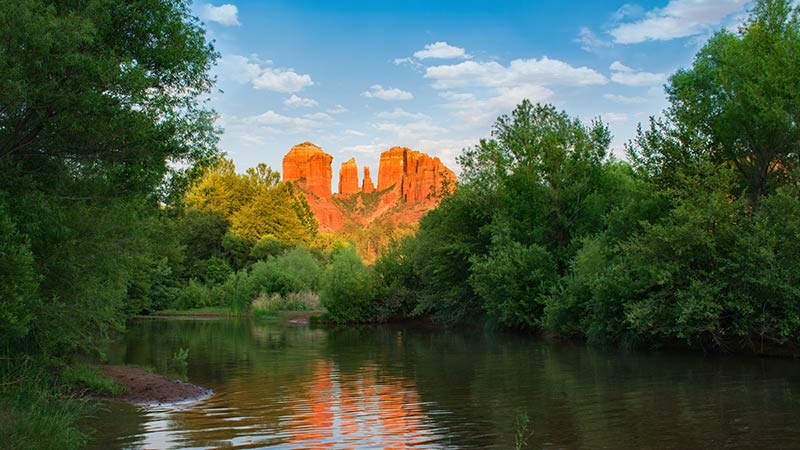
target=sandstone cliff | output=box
[338,158,359,195]
[362,167,375,194]
[281,142,455,233]
[281,142,332,199]
[377,146,456,207]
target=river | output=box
[90,318,800,449]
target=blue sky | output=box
[193,0,753,179]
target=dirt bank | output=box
[98,365,211,404]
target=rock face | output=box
[281,142,455,232]
[377,147,409,192]
[338,158,360,195]
[362,167,375,194]
[377,147,456,205]
[281,142,332,199]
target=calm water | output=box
[90,318,800,449]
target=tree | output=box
[187,159,318,245]
[0,0,219,200]
[0,0,219,355]
[320,246,377,323]
[662,0,800,206]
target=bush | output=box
[0,205,40,346]
[262,247,323,295]
[249,235,289,262]
[251,291,321,317]
[372,237,420,321]
[320,246,377,323]
[212,270,253,314]
[174,279,215,310]
[470,239,557,329]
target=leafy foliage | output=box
[320,246,378,323]
[374,1,800,352]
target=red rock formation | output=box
[362,166,375,193]
[338,158,360,195]
[377,147,456,207]
[377,147,409,192]
[281,143,455,235]
[282,142,332,199]
[304,195,347,231]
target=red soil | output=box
[99,365,210,404]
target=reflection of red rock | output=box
[282,142,333,199]
[338,158,359,196]
[281,142,456,235]
[287,361,432,448]
[362,166,375,194]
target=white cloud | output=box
[610,0,748,44]
[425,57,607,89]
[602,112,629,123]
[483,84,555,110]
[610,61,634,72]
[377,108,431,121]
[610,61,666,87]
[327,105,348,114]
[222,55,313,93]
[414,137,477,171]
[439,91,476,103]
[303,112,332,121]
[373,121,446,137]
[413,41,470,60]
[202,3,240,26]
[252,68,313,93]
[442,83,555,128]
[362,84,414,101]
[341,143,390,155]
[345,129,367,137]
[221,110,331,136]
[576,27,612,53]
[604,93,648,104]
[283,95,318,108]
[239,134,265,145]
[393,57,424,69]
[613,3,645,20]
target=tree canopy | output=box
[0,0,219,355]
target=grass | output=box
[61,364,127,396]
[0,362,90,450]
[152,306,232,316]
[514,412,533,450]
[251,291,321,317]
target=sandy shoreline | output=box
[98,365,211,405]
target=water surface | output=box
[91,318,800,449]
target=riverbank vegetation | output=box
[1,0,799,447]
[366,0,800,353]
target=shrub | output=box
[212,270,253,314]
[244,246,323,296]
[174,279,214,310]
[320,246,377,323]
[249,235,289,261]
[251,291,321,317]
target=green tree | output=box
[320,246,377,323]
[0,0,218,354]
[650,0,800,205]
[186,159,318,245]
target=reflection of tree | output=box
[105,320,800,449]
